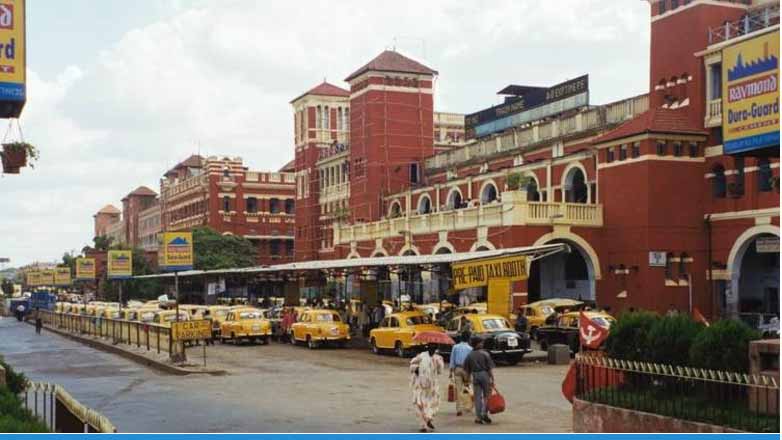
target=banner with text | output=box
[54,266,72,286]
[160,232,194,271]
[75,257,96,280]
[107,250,132,280]
[0,0,26,117]
[452,255,528,290]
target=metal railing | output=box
[708,3,780,45]
[40,311,175,355]
[23,382,116,433]
[575,353,779,433]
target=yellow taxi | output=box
[290,309,350,349]
[515,300,558,337]
[70,304,85,315]
[206,305,231,338]
[181,304,209,320]
[219,307,272,344]
[151,310,190,327]
[99,307,121,320]
[369,311,445,357]
[135,307,159,323]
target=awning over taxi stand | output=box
[133,243,569,313]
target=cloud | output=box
[1,0,650,266]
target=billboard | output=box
[465,75,589,138]
[40,269,54,285]
[159,232,194,271]
[451,255,528,290]
[54,266,72,286]
[0,0,25,117]
[722,30,779,155]
[75,257,96,280]
[107,250,132,280]
[25,269,40,286]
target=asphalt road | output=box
[0,317,572,432]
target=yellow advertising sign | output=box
[0,0,25,116]
[25,270,40,286]
[451,255,528,290]
[722,30,780,154]
[54,267,72,286]
[160,232,194,271]
[75,257,96,280]
[107,250,132,279]
[171,320,211,341]
[40,269,54,286]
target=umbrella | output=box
[413,331,455,345]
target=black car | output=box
[439,314,531,365]
[537,311,615,353]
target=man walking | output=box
[449,333,473,416]
[463,336,495,424]
[34,308,43,335]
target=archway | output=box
[563,165,588,203]
[417,195,432,215]
[727,227,780,319]
[480,181,498,204]
[432,247,453,303]
[446,188,462,210]
[528,238,596,303]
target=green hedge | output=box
[0,356,28,394]
[605,312,760,373]
[0,357,48,433]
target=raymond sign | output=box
[0,0,25,117]
[25,270,40,286]
[107,250,132,280]
[452,255,528,290]
[40,269,54,286]
[160,232,194,271]
[171,320,211,341]
[54,267,71,286]
[722,30,780,154]
[75,258,96,280]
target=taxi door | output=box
[294,312,309,341]
[374,316,393,348]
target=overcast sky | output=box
[1,0,650,267]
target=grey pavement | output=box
[0,317,572,432]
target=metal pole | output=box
[688,273,693,314]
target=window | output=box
[222,168,230,178]
[619,144,628,161]
[246,197,258,214]
[270,198,280,214]
[607,148,615,163]
[673,142,682,157]
[632,142,641,158]
[285,199,295,214]
[410,163,419,184]
[712,165,727,198]
[679,252,689,278]
[688,143,699,158]
[270,239,280,256]
[658,0,666,14]
[710,64,722,100]
[418,195,432,214]
[732,157,745,197]
[758,159,773,192]
[285,240,294,256]
[671,0,678,9]
[388,201,402,218]
[665,252,674,279]
[656,141,667,156]
[222,196,231,212]
[480,183,498,204]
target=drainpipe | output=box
[705,214,715,318]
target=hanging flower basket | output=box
[1,141,38,174]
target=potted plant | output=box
[1,141,38,174]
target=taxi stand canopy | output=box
[133,243,569,280]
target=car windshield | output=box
[406,315,432,325]
[540,306,555,315]
[213,310,228,318]
[239,311,263,320]
[315,313,340,322]
[482,318,510,330]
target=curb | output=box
[36,323,227,376]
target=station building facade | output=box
[290,0,779,319]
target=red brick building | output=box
[291,0,779,319]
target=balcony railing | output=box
[708,3,779,45]
[425,94,649,172]
[705,99,723,127]
[319,182,350,203]
[334,191,603,245]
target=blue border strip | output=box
[162,265,194,272]
[724,131,780,154]
[0,434,779,438]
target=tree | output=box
[1,278,13,295]
[61,251,77,272]
[100,245,164,301]
[193,226,258,270]
[92,235,113,251]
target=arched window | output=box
[712,164,727,198]
[480,183,498,204]
[446,189,462,210]
[246,197,258,214]
[526,178,540,202]
[758,158,773,192]
[316,106,322,129]
[417,195,432,215]
[563,166,588,204]
[388,201,402,218]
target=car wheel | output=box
[395,341,406,358]
[370,338,380,355]
[307,336,317,349]
[540,338,548,351]
[289,332,297,345]
[231,333,236,345]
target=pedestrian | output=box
[449,333,474,416]
[373,302,385,330]
[358,303,370,337]
[409,343,444,432]
[203,309,214,345]
[281,307,294,341]
[514,307,528,333]
[15,303,25,321]
[463,336,496,425]
[34,308,42,335]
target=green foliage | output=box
[193,227,258,270]
[604,311,658,361]
[0,388,48,432]
[92,236,113,251]
[690,319,760,373]
[0,356,28,394]
[100,246,163,301]
[1,278,13,295]
[647,314,703,366]
[61,251,77,272]
[506,172,533,190]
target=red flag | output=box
[561,362,577,403]
[579,311,609,350]
[692,307,710,327]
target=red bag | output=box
[487,386,505,414]
[447,383,456,402]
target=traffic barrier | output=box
[24,381,116,433]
